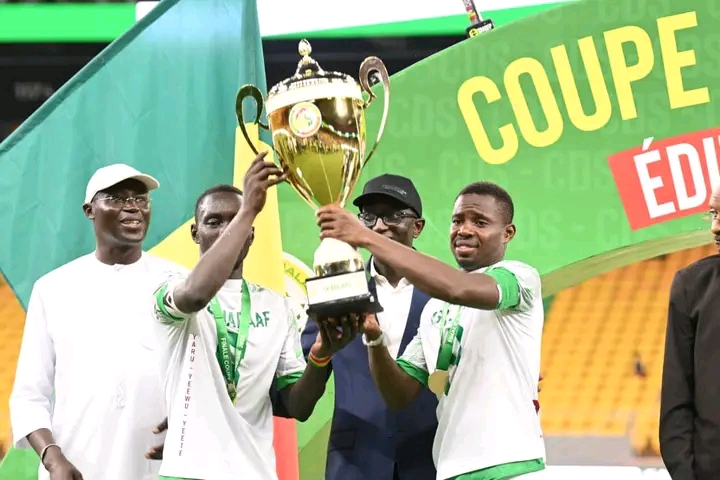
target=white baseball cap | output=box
[84,164,160,204]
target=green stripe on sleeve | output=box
[276,371,303,390]
[447,458,545,479]
[153,282,184,323]
[396,358,429,387]
[485,267,520,310]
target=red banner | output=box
[607,127,720,230]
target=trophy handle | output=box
[358,57,390,165]
[235,84,269,155]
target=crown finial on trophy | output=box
[298,39,312,57]
[294,38,324,77]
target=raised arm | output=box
[364,314,424,411]
[171,153,285,313]
[659,270,697,479]
[10,284,76,473]
[316,207,509,310]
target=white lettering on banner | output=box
[633,135,720,220]
[634,137,673,219]
[667,143,707,210]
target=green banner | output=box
[279,0,720,474]
[281,0,718,292]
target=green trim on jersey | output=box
[154,282,184,322]
[159,476,200,480]
[277,371,303,390]
[447,458,545,480]
[397,358,429,386]
[485,267,520,310]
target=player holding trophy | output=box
[317,182,547,480]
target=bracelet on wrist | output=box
[362,331,386,347]
[40,443,60,464]
[308,351,332,367]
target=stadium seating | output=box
[0,278,25,452]
[540,244,716,456]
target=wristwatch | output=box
[362,331,386,347]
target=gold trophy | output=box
[236,39,390,318]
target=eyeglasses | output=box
[97,195,150,209]
[358,211,417,227]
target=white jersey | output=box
[370,260,414,359]
[10,252,182,480]
[153,277,306,480]
[396,260,545,480]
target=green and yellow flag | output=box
[0,0,301,478]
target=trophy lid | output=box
[265,39,363,114]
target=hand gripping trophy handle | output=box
[358,57,390,166]
[235,84,268,156]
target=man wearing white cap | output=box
[10,164,183,480]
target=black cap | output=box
[352,174,422,217]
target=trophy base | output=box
[306,292,384,320]
[306,238,384,319]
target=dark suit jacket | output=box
[660,255,720,480]
[271,264,437,480]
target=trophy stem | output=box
[313,237,365,277]
[305,235,382,318]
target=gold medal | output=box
[428,370,449,395]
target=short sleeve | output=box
[486,261,541,311]
[275,299,307,390]
[396,333,429,387]
[153,274,193,325]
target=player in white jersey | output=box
[152,153,358,480]
[316,181,546,480]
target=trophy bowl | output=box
[236,39,390,320]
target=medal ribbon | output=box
[435,303,465,373]
[209,280,252,404]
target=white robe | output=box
[10,252,183,480]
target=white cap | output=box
[84,164,160,204]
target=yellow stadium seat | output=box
[0,280,26,452]
[541,244,715,457]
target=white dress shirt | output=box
[370,260,414,359]
[10,252,183,480]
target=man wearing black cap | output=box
[272,174,438,480]
[352,174,426,362]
